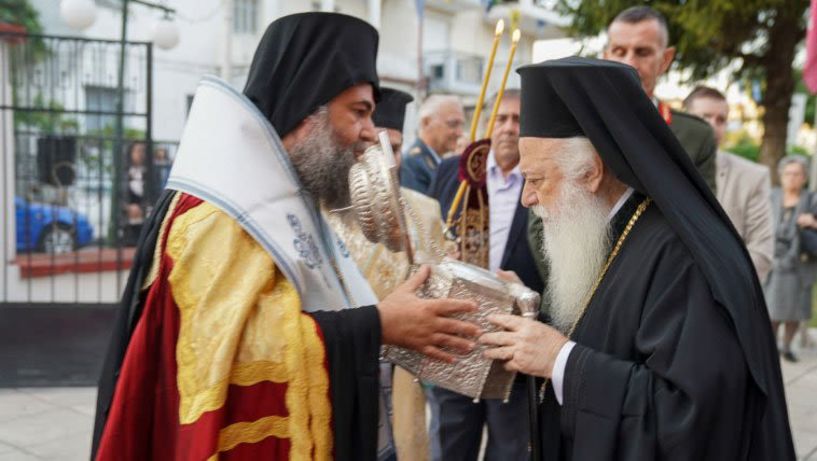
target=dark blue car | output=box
[15,196,94,254]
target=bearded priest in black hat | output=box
[479,57,794,460]
[92,14,480,461]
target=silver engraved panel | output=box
[383,260,539,401]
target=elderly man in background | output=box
[401,94,465,194]
[683,85,773,282]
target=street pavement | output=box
[784,339,817,460]
[0,333,816,460]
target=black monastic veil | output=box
[518,56,794,460]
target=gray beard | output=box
[289,108,359,210]
[533,183,612,334]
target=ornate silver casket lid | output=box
[347,132,540,400]
[348,132,413,259]
[384,258,539,401]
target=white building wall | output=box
[34,0,224,141]
[31,0,565,144]
[3,265,127,303]
[6,1,565,302]
[379,0,420,84]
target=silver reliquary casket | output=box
[388,260,540,400]
[348,132,540,401]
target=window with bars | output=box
[85,86,118,132]
[233,0,259,34]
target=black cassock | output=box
[515,58,795,460]
[538,194,793,460]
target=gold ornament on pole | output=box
[468,19,505,142]
[486,29,521,138]
[444,24,520,269]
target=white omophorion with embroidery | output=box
[166,75,378,311]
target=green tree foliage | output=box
[14,94,79,133]
[0,0,46,57]
[555,0,809,172]
[0,0,43,35]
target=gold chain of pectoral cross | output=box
[539,197,652,402]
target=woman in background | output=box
[765,155,817,362]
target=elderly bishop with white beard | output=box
[479,57,794,460]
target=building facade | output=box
[0,0,566,304]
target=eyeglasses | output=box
[443,119,464,129]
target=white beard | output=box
[533,182,612,334]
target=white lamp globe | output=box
[152,18,180,50]
[60,0,97,31]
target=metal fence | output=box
[0,32,175,305]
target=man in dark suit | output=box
[401,94,465,194]
[427,89,544,461]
